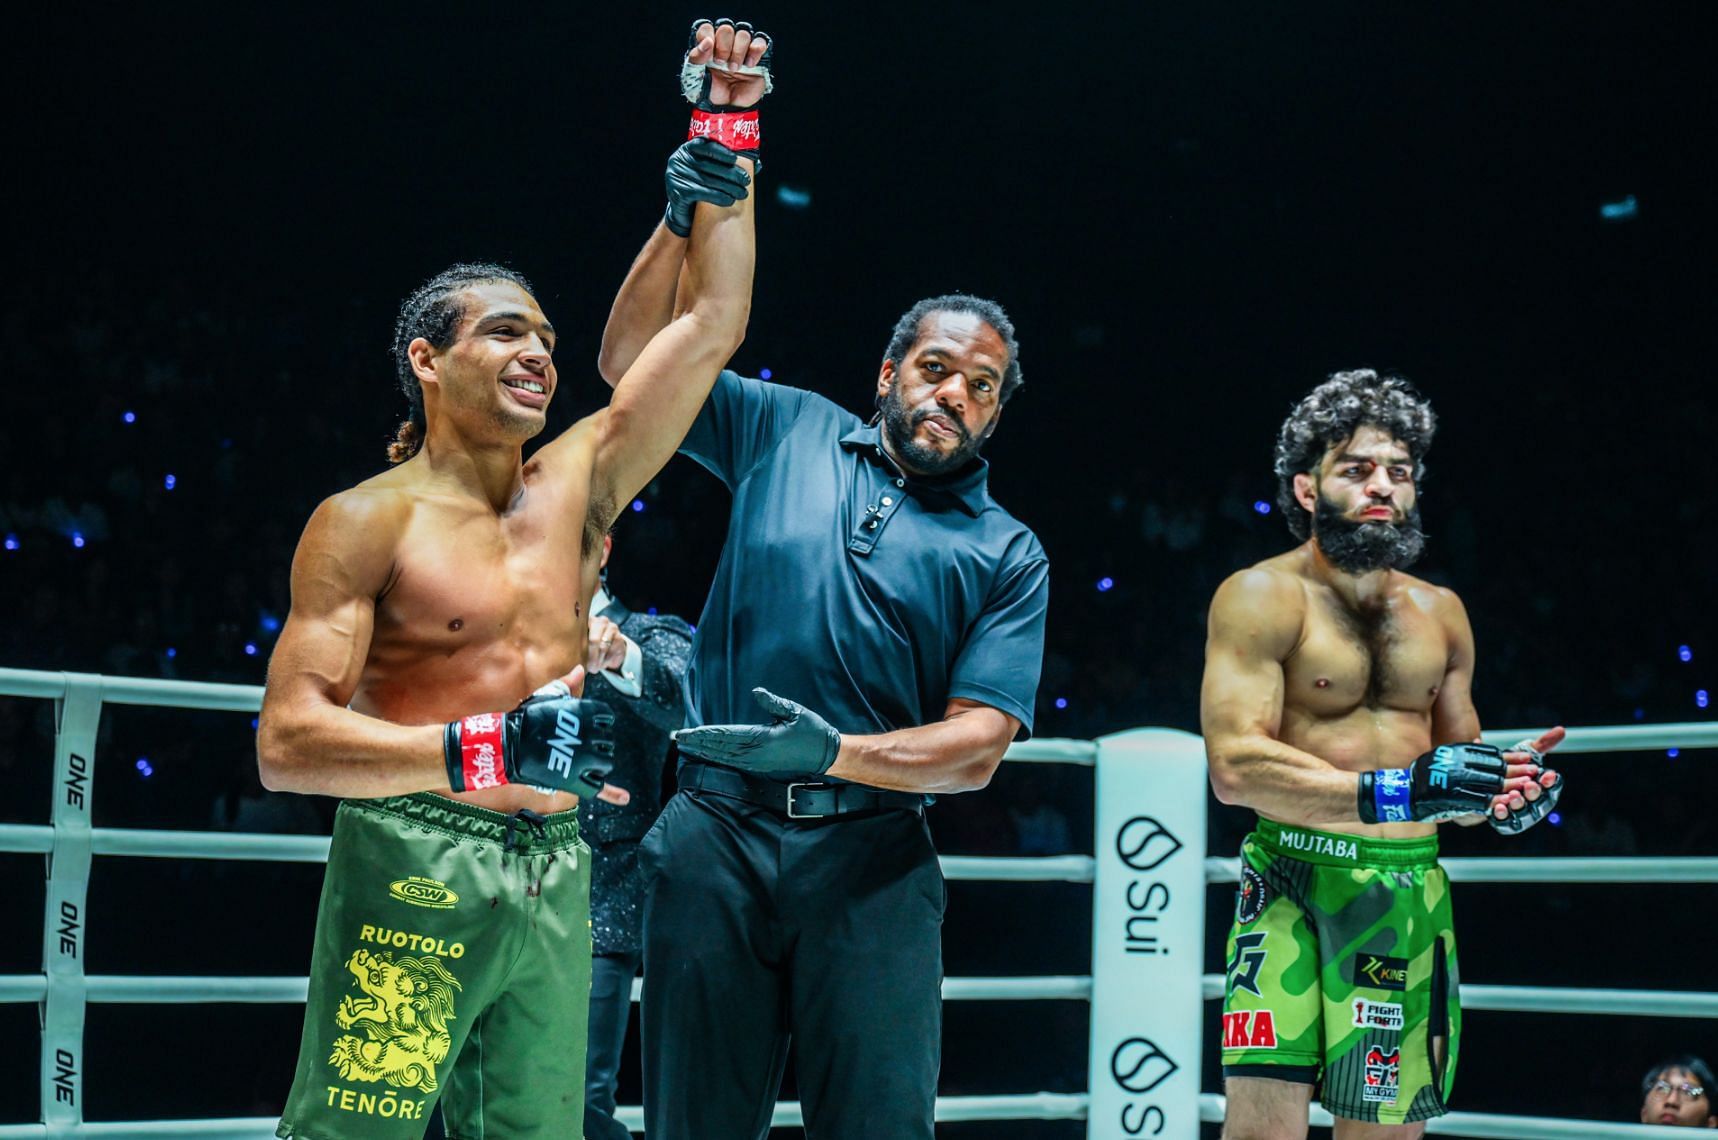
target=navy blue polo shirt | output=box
[678,371,1050,743]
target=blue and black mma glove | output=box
[1489,739,1564,835]
[1356,742,1507,824]
[444,680,618,795]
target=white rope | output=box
[1198,1094,1683,1137]
[1484,722,1718,752]
[1002,737,1098,764]
[0,1094,1093,1139]
[1197,973,1717,1017]
[941,854,1095,881]
[1204,854,1718,884]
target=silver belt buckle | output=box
[786,782,829,819]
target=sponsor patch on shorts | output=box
[1221,1009,1278,1049]
[388,876,460,909]
[1351,998,1405,1031]
[1354,952,1408,991]
[1236,866,1269,924]
[1362,1045,1401,1102]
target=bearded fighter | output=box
[1201,369,1565,1138]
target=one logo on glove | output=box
[545,707,583,780]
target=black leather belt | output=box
[679,762,926,820]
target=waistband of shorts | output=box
[1252,816,1438,869]
[346,792,582,849]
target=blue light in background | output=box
[1599,194,1638,222]
[135,758,154,778]
[1678,645,1693,662]
[1252,501,1271,515]
[631,499,646,513]
[244,642,258,656]
[259,613,281,633]
[165,647,177,659]
[1097,577,1114,592]
[1668,748,1680,758]
[164,474,177,490]
[1054,697,1068,710]
[3,535,16,551]
[122,410,137,424]
[646,607,658,616]
[1546,812,1562,826]
[1698,690,1710,709]
[1632,708,1645,721]
[71,532,85,549]
[775,185,812,210]
[251,717,259,730]
[760,368,773,380]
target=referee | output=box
[599,262,1049,1137]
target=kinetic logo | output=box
[1115,817,1184,871]
[1110,1038,1180,1094]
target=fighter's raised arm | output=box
[596,21,771,387]
[573,20,773,528]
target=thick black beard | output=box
[1312,495,1427,574]
[879,385,986,476]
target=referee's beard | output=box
[879,386,990,477]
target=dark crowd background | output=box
[2,2,1713,1134]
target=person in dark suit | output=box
[579,532,693,1140]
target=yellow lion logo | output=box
[327,949,462,1093]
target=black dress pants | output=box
[640,787,946,1140]
[584,950,640,1140]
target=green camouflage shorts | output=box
[277,793,591,1139]
[1220,817,1460,1124]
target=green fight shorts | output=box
[1220,818,1460,1125]
[277,793,591,1140]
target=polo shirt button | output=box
[894,478,905,488]
[881,496,894,507]
[866,519,879,530]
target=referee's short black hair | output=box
[883,294,1024,405]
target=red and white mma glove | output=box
[680,18,772,161]
[443,680,618,795]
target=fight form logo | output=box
[1236,866,1269,924]
[327,945,463,1108]
[1115,816,1184,871]
[1355,953,1408,991]
[389,877,460,910]
[1227,931,1269,997]
[1351,998,1405,1031]
[1110,1037,1180,1094]
[1363,1046,1401,1103]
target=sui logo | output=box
[1115,816,1184,871]
[1110,1037,1180,1094]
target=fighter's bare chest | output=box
[1285,593,1449,714]
[377,513,588,650]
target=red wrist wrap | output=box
[688,108,760,152]
[456,712,509,791]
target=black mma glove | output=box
[1356,742,1507,824]
[1490,740,1564,835]
[443,679,617,795]
[672,687,840,778]
[664,137,752,238]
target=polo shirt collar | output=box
[839,421,988,517]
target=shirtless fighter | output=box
[1201,369,1565,1138]
[256,22,768,1137]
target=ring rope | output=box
[4,667,1714,1139]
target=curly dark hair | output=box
[1273,369,1436,540]
[882,293,1024,406]
[387,262,536,464]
